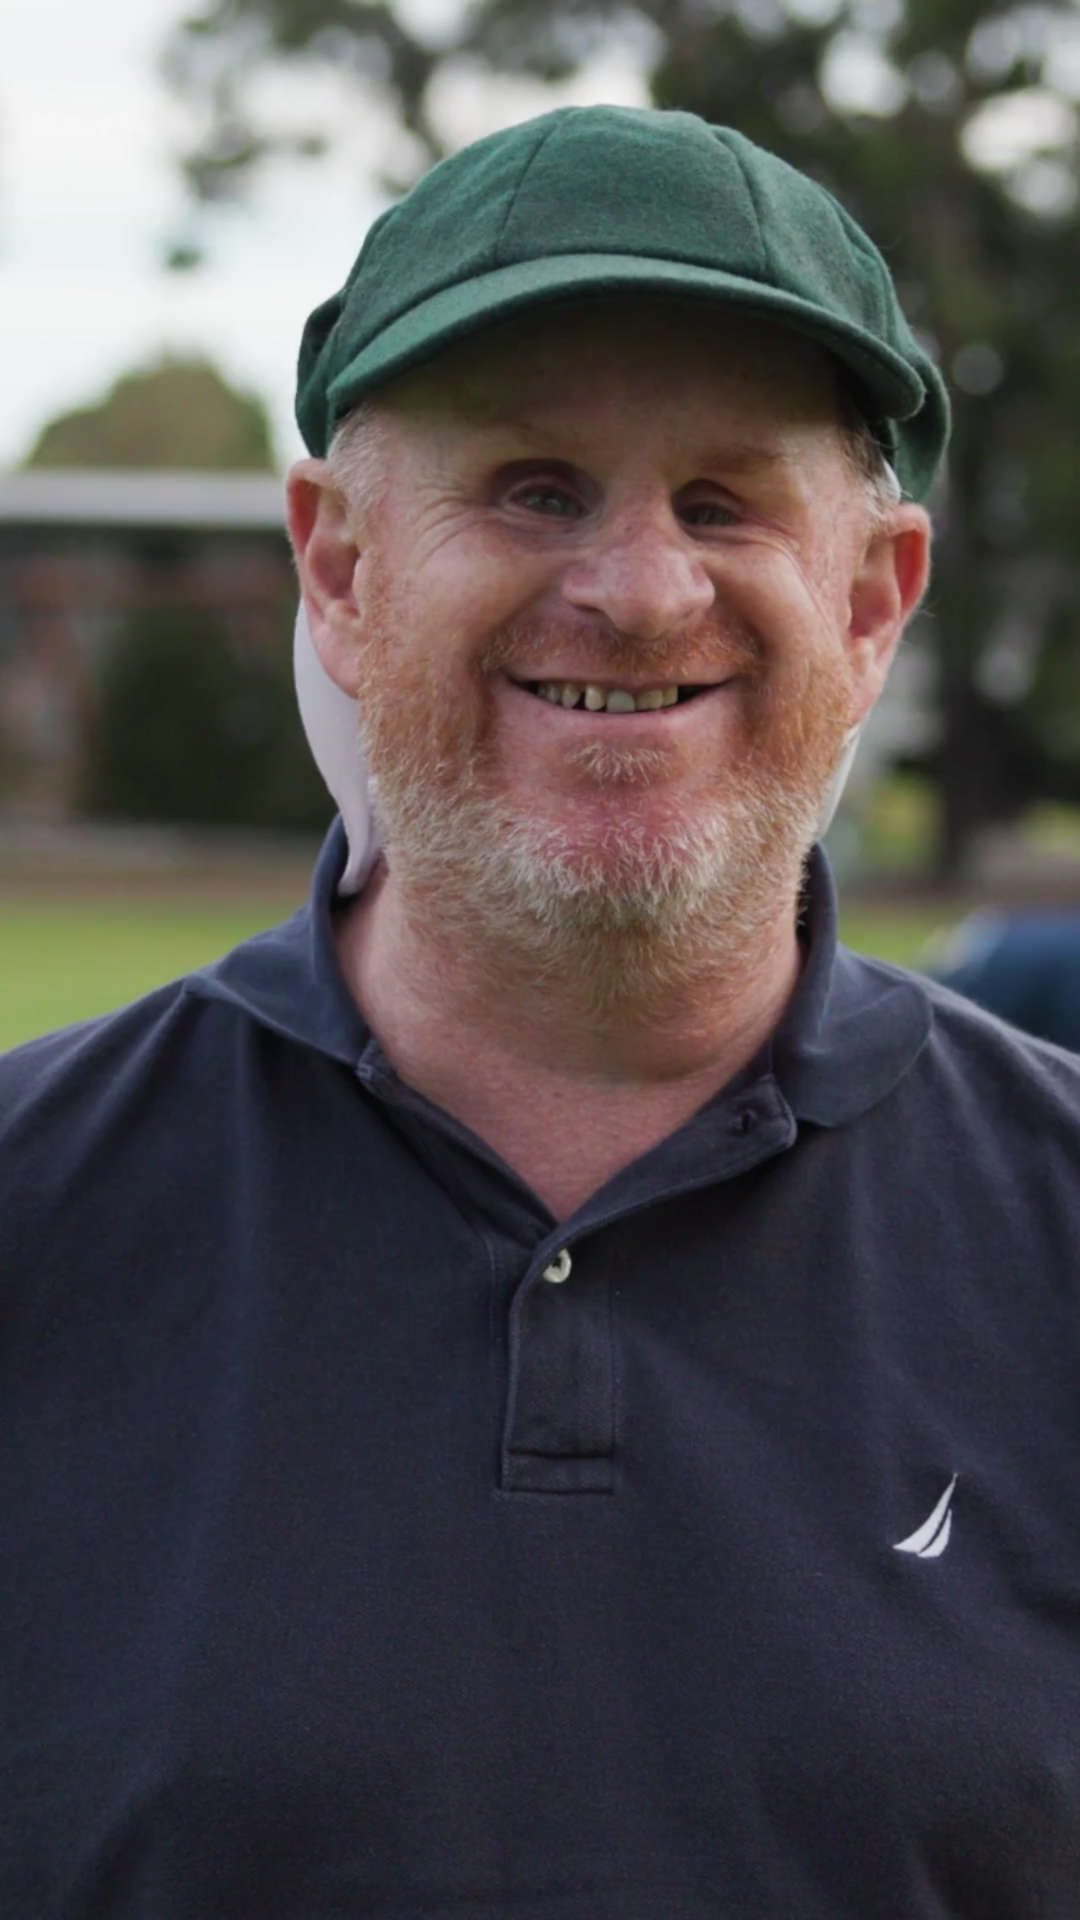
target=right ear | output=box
[286,459,365,696]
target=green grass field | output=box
[0,893,961,1053]
[0,898,303,1052]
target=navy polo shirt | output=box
[3,820,1080,1918]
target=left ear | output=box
[846,506,932,722]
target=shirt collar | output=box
[186,817,370,1070]
[188,816,932,1128]
[770,845,932,1125]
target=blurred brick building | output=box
[0,470,293,820]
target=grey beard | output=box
[362,747,823,1020]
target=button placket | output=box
[502,1242,615,1495]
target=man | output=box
[3,106,1080,1918]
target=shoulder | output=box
[0,978,228,1215]
[917,967,1080,1095]
[0,949,334,1335]
[863,956,1080,1159]
[0,979,197,1130]
[0,984,199,1325]
[828,961,1080,1327]
[0,941,315,1216]
[0,899,325,1158]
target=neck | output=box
[335,859,806,1215]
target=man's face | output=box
[310,302,907,939]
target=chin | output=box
[472,781,821,937]
[363,666,846,952]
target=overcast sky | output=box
[0,0,649,470]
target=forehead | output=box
[380,298,845,449]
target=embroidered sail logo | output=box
[892,1475,958,1559]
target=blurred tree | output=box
[84,601,332,831]
[164,0,1080,875]
[19,357,331,831]
[23,356,276,471]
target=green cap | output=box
[296,105,949,500]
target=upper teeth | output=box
[533,682,682,712]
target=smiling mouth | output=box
[514,678,712,714]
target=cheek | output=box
[353,554,507,766]
[781,522,862,627]
[402,518,549,618]
[708,541,852,676]
[728,551,859,767]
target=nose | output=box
[560,506,715,641]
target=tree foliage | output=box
[84,601,332,830]
[24,356,277,471]
[21,356,330,832]
[165,0,1080,872]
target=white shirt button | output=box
[542,1249,572,1284]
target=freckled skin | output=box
[287,302,931,1215]
[298,305,910,866]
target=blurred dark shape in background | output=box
[164,0,1080,885]
[85,597,329,831]
[933,910,1080,1051]
[0,356,332,835]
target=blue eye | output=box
[680,499,739,528]
[512,483,581,517]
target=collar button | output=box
[542,1249,572,1284]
